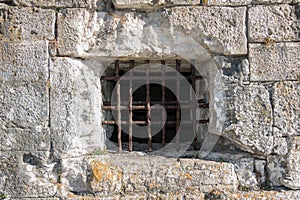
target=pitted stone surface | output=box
[273,82,300,137]
[248,5,300,42]
[12,0,99,8]
[112,0,153,9]
[58,6,247,57]
[0,151,57,198]
[0,41,49,130]
[282,137,300,189]
[208,0,252,5]
[223,84,273,155]
[0,4,55,41]
[60,154,238,197]
[57,8,98,57]
[253,0,292,3]
[50,57,104,158]
[249,43,300,81]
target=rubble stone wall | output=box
[0,0,299,199]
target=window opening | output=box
[101,60,209,152]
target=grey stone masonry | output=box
[248,4,300,43]
[0,4,55,41]
[0,0,300,198]
[249,43,300,81]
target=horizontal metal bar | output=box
[101,75,203,81]
[103,100,208,106]
[102,119,209,125]
[102,103,209,111]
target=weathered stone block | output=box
[112,0,153,9]
[249,43,300,81]
[253,0,292,3]
[267,155,286,187]
[0,41,49,130]
[273,82,300,136]
[50,57,104,158]
[0,125,50,151]
[208,0,252,6]
[281,137,300,189]
[58,7,247,57]
[248,5,300,42]
[0,151,57,198]
[12,0,98,8]
[0,4,55,41]
[57,8,98,56]
[223,84,273,155]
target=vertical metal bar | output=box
[161,60,166,146]
[191,60,198,150]
[176,60,181,151]
[146,60,152,152]
[116,60,122,152]
[129,60,134,152]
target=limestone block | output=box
[58,7,247,57]
[249,43,300,81]
[0,151,57,198]
[223,84,273,155]
[180,158,238,192]
[112,0,153,9]
[273,82,300,136]
[233,157,258,189]
[248,5,300,42]
[12,0,98,8]
[253,0,292,3]
[0,41,49,130]
[267,155,286,187]
[0,4,55,41]
[57,8,98,57]
[281,137,300,189]
[0,125,50,151]
[228,190,300,199]
[50,57,105,158]
[60,157,93,197]
[208,0,252,6]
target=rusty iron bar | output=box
[102,104,208,111]
[115,60,122,152]
[102,120,209,125]
[101,75,203,81]
[191,60,198,150]
[161,60,166,146]
[146,60,152,152]
[102,100,208,108]
[129,60,134,152]
[176,59,181,151]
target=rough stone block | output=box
[166,7,247,55]
[248,5,300,42]
[0,151,57,198]
[223,84,273,155]
[267,155,286,187]
[61,154,238,196]
[253,0,292,3]
[249,43,300,81]
[273,82,300,136]
[112,0,153,9]
[0,41,49,130]
[208,0,252,6]
[58,7,247,57]
[281,137,300,189]
[50,57,105,158]
[0,4,55,41]
[12,0,98,8]
[0,125,50,151]
[57,8,97,56]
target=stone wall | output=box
[0,0,299,199]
